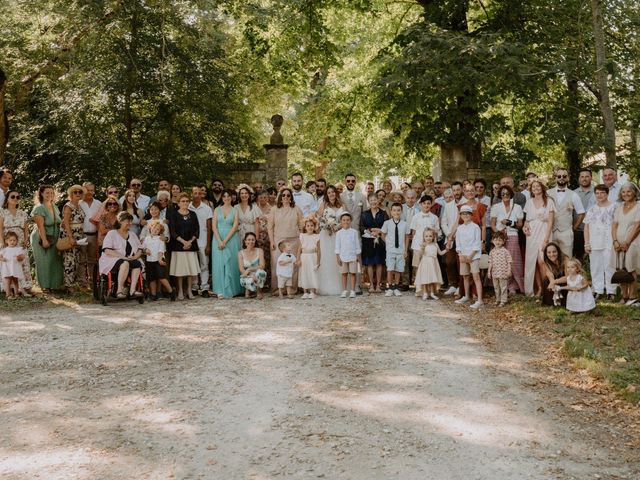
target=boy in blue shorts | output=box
[381,202,409,297]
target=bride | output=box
[317,185,345,295]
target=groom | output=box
[340,173,367,293]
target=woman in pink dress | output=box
[523,180,556,297]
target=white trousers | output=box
[192,246,210,291]
[589,248,616,294]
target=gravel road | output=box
[0,296,637,479]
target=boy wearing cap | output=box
[454,205,484,309]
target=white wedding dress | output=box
[318,206,345,295]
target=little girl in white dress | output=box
[561,258,595,313]
[414,229,448,300]
[297,217,321,299]
[0,231,30,299]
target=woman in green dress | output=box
[211,190,243,298]
[30,185,64,291]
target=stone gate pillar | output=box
[264,114,288,186]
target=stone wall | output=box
[210,145,289,188]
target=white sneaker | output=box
[454,296,470,305]
[394,289,402,297]
[309,292,317,299]
[385,289,394,297]
[444,286,457,296]
[470,300,484,309]
[422,293,428,301]
[302,293,309,299]
[349,290,356,298]
[430,293,439,300]
[340,290,348,298]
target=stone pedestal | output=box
[433,145,468,182]
[264,144,288,185]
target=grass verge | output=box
[497,296,640,404]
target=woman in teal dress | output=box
[211,190,243,298]
[30,185,64,291]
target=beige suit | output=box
[340,190,367,229]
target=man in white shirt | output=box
[0,167,12,208]
[78,182,102,289]
[547,168,585,258]
[189,186,213,297]
[120,178,150,212]
[290,172,316,216]
[603,167,620,203]
[340,173,368,293]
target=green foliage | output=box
[1,0,260,194]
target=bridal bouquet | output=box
[319,210,338,235]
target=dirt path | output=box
[0,296,637,479]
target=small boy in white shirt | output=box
[381,203,409,297]
[276,241,297,299]
[454,205,483,309]
[334,213,361,298]
[143,220,176,301]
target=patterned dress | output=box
[0,208,33,289]
[60,202,86,288]
[239,250,267,292]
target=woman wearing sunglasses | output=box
[267,187,303,293]
[60,185,87,294]
[0,190,34,294]
[93,196,121,248]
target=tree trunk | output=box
[0,68,7,166]
[566,78,582,186]
[590,0,617,169]
[314,137,330,179]
[418,0,482,181]
[123,8,139,186]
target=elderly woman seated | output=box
[98,211,144,299]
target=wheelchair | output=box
[95,264,146,306]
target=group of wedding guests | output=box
[0,165,638,312]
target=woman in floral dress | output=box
[0,189,34,292]
[60,185,86,293]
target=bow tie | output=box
[557,189,566,192]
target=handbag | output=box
[56,236,74,252]
[39,234,56,248]
[611,252,634,284]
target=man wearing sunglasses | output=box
[210,178,224,208]
[548,168,585,258]
[340,173,367,294]
[0,167,13,208]
[119,178,150,213]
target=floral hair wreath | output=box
[303,214,319,231]
[236,183,254,194]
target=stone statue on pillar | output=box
[264,114,288,186]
